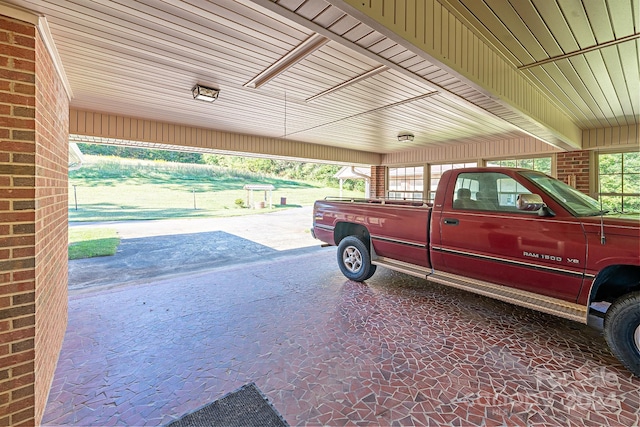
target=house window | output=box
[429,162,477,202]
[598,151,640,214]
[486,157,552,174]
[388,166,424,200]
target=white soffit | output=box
[1,0,636,158]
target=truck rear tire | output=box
[337,236,377,282]
[604,291,640,377]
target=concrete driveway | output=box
[68,206,320,292]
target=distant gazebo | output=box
[243,184,275,209]
[334,167,370,197]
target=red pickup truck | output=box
[312,167,640,376]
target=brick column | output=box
[0,14,69,425]
[556,150,591,195]
[370,166,386,198]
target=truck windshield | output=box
[520,171,603,217]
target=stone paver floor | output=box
[44,249,640,426]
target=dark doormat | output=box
[165,383,289,427]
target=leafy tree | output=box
[78,144,204,164]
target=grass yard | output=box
[69,228,120,260]
[69,156,364,222]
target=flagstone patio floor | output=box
[43,249,640,426]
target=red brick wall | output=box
[0,15,68,426]
[556,150,591,195]
[0,15,38,426]
[370,166,385,198]
[34,24,69,426]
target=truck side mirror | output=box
[537,206,555,217]
[516,194,555,217]
[516,194,544,211]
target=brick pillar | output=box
[370,166,386,198]
[556,150,591,195]
[0,14,69,425]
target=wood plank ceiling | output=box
[442,0,639,129]
[3,0,638,156]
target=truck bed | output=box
[313,198,433,268]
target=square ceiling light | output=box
[192,84,220,102]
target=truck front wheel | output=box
[337,236,376,282]
[604,291,640,377]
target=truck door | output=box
[435,171,587,302]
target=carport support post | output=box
[0,11,70,425]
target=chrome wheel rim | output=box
[343,246,362,273]
[635,324,640,353]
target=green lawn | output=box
[69,228,120,260]
[69,156,364,222]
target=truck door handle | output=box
[443,218,459,225]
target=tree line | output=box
[77,143,365,191]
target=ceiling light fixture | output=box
[244,33,329,89]
[192,84,220,102]
[397,132,414,142]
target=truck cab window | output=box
[453,172,534,213]
[496,177,531,209]
[452,175,479,209]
